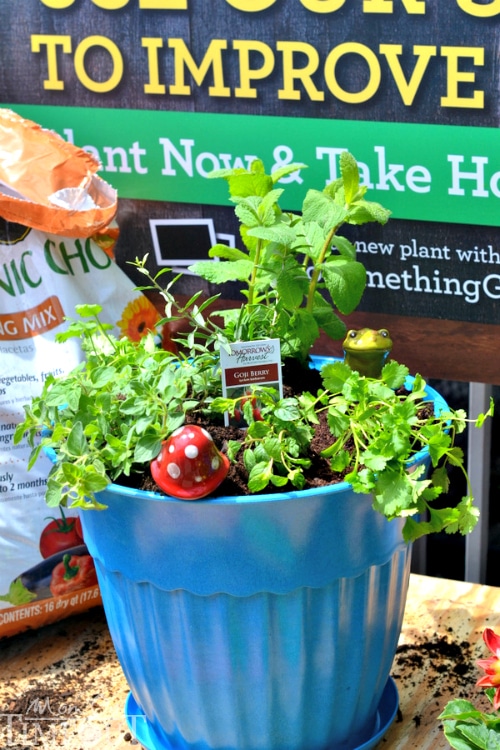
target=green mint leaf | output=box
[208,244,248,261]
[300,220,328,263]
[206,167,246,180]
[287,468,306,489]
[270,474,289,487]
[302,189,348,229]
[189,259,253,283]
[242,447,256,470]
[271,162,307,183]
[247,421,271,439]
[259,187,285,218]
[247,223,297,245]
[311,294,346,340]
[288,309,319,354]
[276,266,310,310]
[248,460,273,492]
[227,172,273,199]
[347,200,391,226]
[331,234,356,259]
[210,397,238,414]
[234,197,262,228]
[321,258,367,315]
[273,399,302,422]
[339,151,360,204]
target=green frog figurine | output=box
[343,328,393,378]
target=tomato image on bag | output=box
[39,508,84,559]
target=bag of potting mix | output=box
[0,109,162,637]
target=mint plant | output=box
[184,152,390,363]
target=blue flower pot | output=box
[77,375,448,750]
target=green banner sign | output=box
[8,103,500,228]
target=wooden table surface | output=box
[1,573,499,750]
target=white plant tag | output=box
[220,339,282,426]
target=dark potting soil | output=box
[137,393,343,498]
[122,358,434,499]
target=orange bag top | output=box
[0,108,117,238]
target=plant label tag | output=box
[220,339,282,426]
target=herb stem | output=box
[305,224,341,314]
[248,238,263,307]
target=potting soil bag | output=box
[0,109,162,637]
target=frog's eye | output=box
[347,330,358,338]
[379,329,390,338]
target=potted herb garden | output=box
[16,153,493,750]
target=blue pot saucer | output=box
[356,676,399,750]
[124,676,399,750]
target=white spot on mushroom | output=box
[185,444,199,460]
[195,475,203,483]
[168,444,175,454]
[172,427,185,437]
[167,463,181,479]
[211,456,220,470]
[202,428,213,441]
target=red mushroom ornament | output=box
[150,425,230,500]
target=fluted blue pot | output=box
[77,372,448,750]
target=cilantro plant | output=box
[210,359,492,543]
